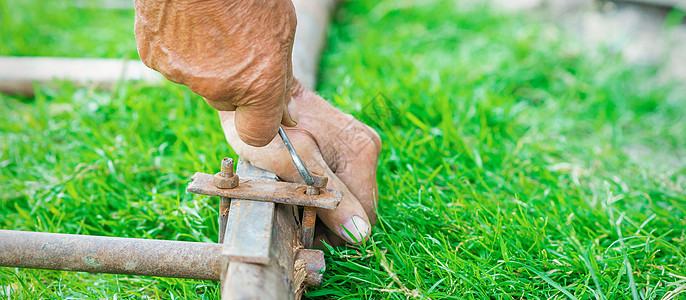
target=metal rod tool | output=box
[278,126,314,185]
[277,126,326,249]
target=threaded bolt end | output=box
[220,157,234,177]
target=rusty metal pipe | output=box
[0,230,222,280]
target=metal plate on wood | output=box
[188,172,342,210]
[222,198,274,264]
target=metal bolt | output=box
[221,157,234,177]
[301,207,317,249]
[301,172,328,248]
[214,157,239,189]
[304,172,328,196]
[305,186,319,196]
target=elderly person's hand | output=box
[134,0,380,245]
[134,0,299,147]
[220,81,381,245]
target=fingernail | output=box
[341,216,370,244]
[286,99,299,125]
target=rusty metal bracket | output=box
[187,172,342,210]
[294,248,326,298]
[300,172,328,248]
[301,207,318,249]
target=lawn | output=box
[1,0,685,299]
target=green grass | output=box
[2,0,686,299]
[0,0,137,58]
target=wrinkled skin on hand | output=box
[134,0,299,147]
[220,81,381,246]
[134,0,380,245]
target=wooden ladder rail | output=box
[220,159,303,299]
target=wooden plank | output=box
[222,159,299,300]
[222,197,274,264]
[0,56,162,96]
[222,203,299,300]
[221,160,277,264]
[291,0,337,90]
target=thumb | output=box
[234,86,300,147]
[280,76,299,127]
[281,95,299,127]
[234,100,284,147]
[234,79,299,146]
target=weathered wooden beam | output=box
[292,0,337,90]
[221,160,300,300]
[0,56,162,96]
[221,159,278,265]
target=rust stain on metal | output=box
[300,171,327,249]
[294,248,325,298]
[296,249,325,286]
[214,157,240,189]
[310,172,328,189]
[220,201,231,216]
[188,172,342,209]
[301,207,317,249]
[218,196,231,243]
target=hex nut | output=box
[310,172,328,189]
[214,172,239,189]
[303,172,327,196]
